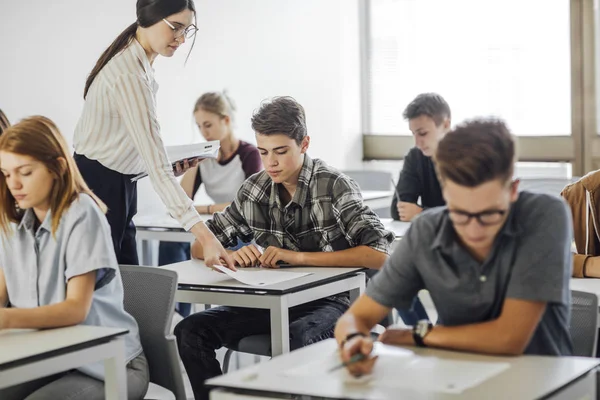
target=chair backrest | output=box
[120,265,186,400]
[518,177,579,197]
[570,290,598,357]
[342,170,392,191]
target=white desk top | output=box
[207,339,599,400]
[162,259,364,294]
[380,218,410,238]
[362,190,394,201]
[0,326,128,368]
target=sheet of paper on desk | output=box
[281,342,510,395]
[213,265,312,286]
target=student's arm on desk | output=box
[0,269,7,307]
[573,254,600,278]
[422,298,546,355]
[0,271,96,330]
[259,246,388,269]
[334,295,391,376]
[194,242,389,270]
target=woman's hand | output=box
[173,158,200,177]
[200,234,237,272]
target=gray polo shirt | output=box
[366,191,573,356]
[0,194,143,380]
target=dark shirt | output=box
[391,147,445,220]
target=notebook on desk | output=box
[131,140,220,182]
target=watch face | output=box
[417,320,430,337]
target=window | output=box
[366,0,571,136]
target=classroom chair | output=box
[120,265,187,400]
[570,290,599,357]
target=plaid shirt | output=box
[206,155,395,304]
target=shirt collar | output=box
[269,155,313,210]
[430,203,520,253]
[18,208,52,234]
[130,39,155,75]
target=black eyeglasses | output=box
[447,209,507,226]
[163,19,198,39]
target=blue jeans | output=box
[174,298,348,400]
[396,296,430,326]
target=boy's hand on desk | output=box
[378,327,415,346]
[341,336,377,377]
[397,202,422,222]
[231,245,262,268]
[259,247,302,268]
[0,309,5,330]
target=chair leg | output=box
[223,349,234,374]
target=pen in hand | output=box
[328,352,368,372]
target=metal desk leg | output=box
[140,239,158,267]
[270,296,290,356]
[349,274,366,303]
[103,338,127,400]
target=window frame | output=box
[359,0,597,177]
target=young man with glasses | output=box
[335,118,574,376]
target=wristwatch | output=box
[412,319,433,347]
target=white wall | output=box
[0,0,362,212]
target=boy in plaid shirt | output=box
[175,96,393,400]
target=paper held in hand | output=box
[131,140,220,182]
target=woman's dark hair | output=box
[84,0,196,99]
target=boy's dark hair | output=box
[251,97,307,145]
[403,93,451,126]
[435,118,516,187]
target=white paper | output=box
[131,141,220,182]
[167,140,220,162]
[281,343,510,394]
[213,265,312,286]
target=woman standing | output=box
[74,0,233,268]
